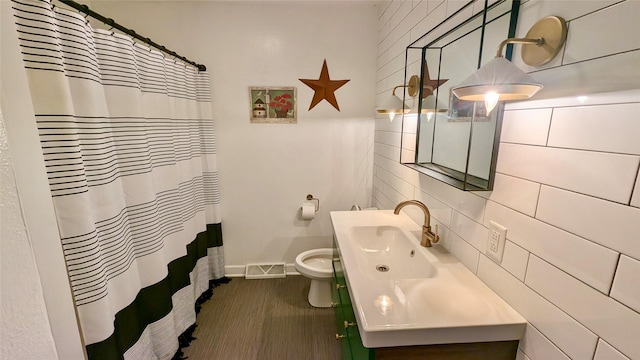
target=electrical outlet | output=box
[486,221,507,263]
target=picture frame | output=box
[447,89,488,122]
[249,87,297,124]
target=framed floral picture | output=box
[249,87,297,124]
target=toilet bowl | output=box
[294,248,334,307]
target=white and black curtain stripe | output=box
[11,1,225,359]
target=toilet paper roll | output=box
[301,201,316,220]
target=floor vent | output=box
[245,263,286,279]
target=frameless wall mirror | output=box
[401,0,520,191]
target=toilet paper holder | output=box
[306,194,319,212]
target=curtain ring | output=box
[106,19,115,35]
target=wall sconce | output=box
[376,75,420,121]
[452,16,568,113]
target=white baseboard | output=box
[224,265,246,278]
[285,263,299,275]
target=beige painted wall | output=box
[86,1,379,275]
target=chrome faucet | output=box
[393,200,439,247]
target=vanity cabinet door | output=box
[338,284,373,360]
[331,250,374,359]
[332,259,352,359]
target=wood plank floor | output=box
[182,276,341,360]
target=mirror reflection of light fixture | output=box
[452,16,568,114]
[420,86,448,121]
[376,75,420,121]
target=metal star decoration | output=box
[422,62,448,97]
[299,59,350,111]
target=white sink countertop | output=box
[330,210,526,348]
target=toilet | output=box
[294,248,334,307]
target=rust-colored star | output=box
[422,62,448,98]
[299,59,350,111]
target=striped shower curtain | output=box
[11,1,225,359]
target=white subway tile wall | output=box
[536,186,640,259]
[475,173,540,217]
[561,1,640,65]
[516,349,533,360]
[500,240,529,282]
[478,256,598,360]
[631,175,640,208]
[373,1,640,359]
[594,339,632,360]
[496,143,637,204]
[525,256,640,359]
[500,108,552,146]
[610,256,640,314]
[519,324,570,360]
[547,104,640,154]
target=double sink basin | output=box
[331,210,526,348]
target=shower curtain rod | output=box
[56,0,207,71]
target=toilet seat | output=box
[294,248,334,280]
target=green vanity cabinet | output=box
[331,258,373,360]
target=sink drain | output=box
[376,264,389,272]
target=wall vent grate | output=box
[245,263,286,279]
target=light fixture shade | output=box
[451,57,543,102]
[376,93,410,115]
[420,95,448,114]
[419,95,448,121]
